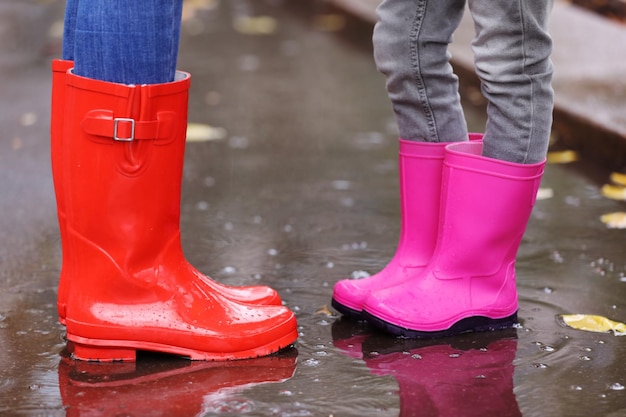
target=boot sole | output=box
[66,329,299,362]
[331,298,366,321]
[362,311,518,339]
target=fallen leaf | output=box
[315,305,335,317]
[233,16,277,35]
[536,187,554,200]
[547,150,579,164]
[600,212,626,229]
[610,172,626,186]
[186,123,227,142]
[558,314,626,336]
[601,184,626,201]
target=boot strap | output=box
[81,110,176,142]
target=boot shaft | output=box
[63,71,191,272]
[434,141,545,280]
[395,134,483,266]
[396,140,448,264]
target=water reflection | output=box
[58,344,297,416]
[332,319,521,417]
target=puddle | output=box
[0,0,624,416]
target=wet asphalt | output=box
[1,1,625,416]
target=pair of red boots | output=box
[51,60,297,361]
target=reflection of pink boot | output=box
[362,333,521,417]
[332,134,483,320]
[331,318,370,360]
[363,142,545,338]
[58,347,297,416]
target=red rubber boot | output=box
[60,71,297,361]
[51,59,75,325]
[51,62,283,328]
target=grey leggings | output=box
[373,0,554,163]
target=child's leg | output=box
[68,0,183,84]
[468,0,554,164]
[373,0,468,142]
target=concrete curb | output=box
[325,0,626,170]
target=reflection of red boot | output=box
[58,346,297,416]
[362,331,521,417]
[51,61,284,327]
[59,71,297,361]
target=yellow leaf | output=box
[601,184,626,201]
[186,123,227,142]
[600,212,626,229]
[233,16,277,35]
[546,150,579,164]
[610,172,626,186]
[315,305,335,317]
[559,314,626,336]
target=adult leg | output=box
[71,0,183,84]
[61,0,78,61]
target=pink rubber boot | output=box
[332,134,483,320]
[363,141,545,338]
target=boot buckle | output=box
[113,118,135,142]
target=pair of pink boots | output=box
[332,135,545,338]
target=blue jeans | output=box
[62,0,183,85]
[373,0,554,164]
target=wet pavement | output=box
[1,0,625,416]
